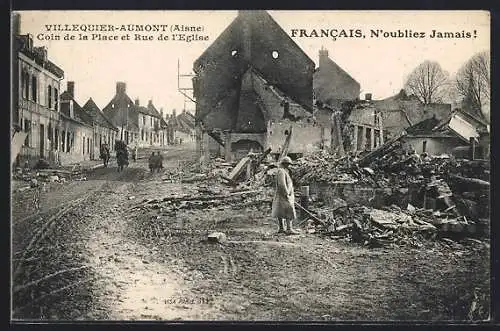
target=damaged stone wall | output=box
[401,136,468,156]
[268,119,329,155]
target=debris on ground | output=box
[12,165,93,192]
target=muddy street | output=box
[11,145,490,321]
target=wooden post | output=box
[224,132,232,162]
[469,137,476,160]
[370,127,375,150]
[352,124,358,152]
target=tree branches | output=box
[404,61,449,104]
[455,51,490,118]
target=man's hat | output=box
[280,156,293,165]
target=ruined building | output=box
[192,10,330,161]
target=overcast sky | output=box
[14,10,490,115]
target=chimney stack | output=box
[135,98,139,106]
[365,93,372,101]
[148,99,153,107]
[67,81,75,98]
[160,108,164,118]
[116,82,126,95]
[318,47,329,67]
[12,13,21,36]
[172,109,177,117]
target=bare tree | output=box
[455,51,490,117]
[404,60,449,104]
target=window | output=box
[82,137,85,155]
[22,71,30,99]
[54,88,58,110]
[23,119,30,146]
[31,75,37,102]
[151,117,153,126]
[143,116,146,125]
[61,131,66,151]
[272,51,279,59]
[48,85,52,108]
[87,138,90,154]
[422,141,427,153]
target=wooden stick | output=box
[295,202,326,226]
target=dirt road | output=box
[11,145,490,321]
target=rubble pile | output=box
[130,186,271,215]
[12,166,88,191]
[290,143,462,188]
[303,200,487,248]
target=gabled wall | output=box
[193,11,315,132]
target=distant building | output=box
[167,109,196,145]
[135,99,168,147]
[12,14,65,167]
[82,97,119,156]
[313,47,361,105]
[102,82,140,146]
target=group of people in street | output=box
[148,151,164,173]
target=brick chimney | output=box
[160,108,164,118]
[148,99,153,107]
[319,47,329,68]
[116,82,126,95]
[365,93,372,101]
[135,98,139,106]
[67,81,75,98]
[12,13,21,36]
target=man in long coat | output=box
[272,156,299,235]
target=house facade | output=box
[12,29,65,167]
[135,99,168,147]
[59,82,96,163]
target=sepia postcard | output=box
[10,10,491,322]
